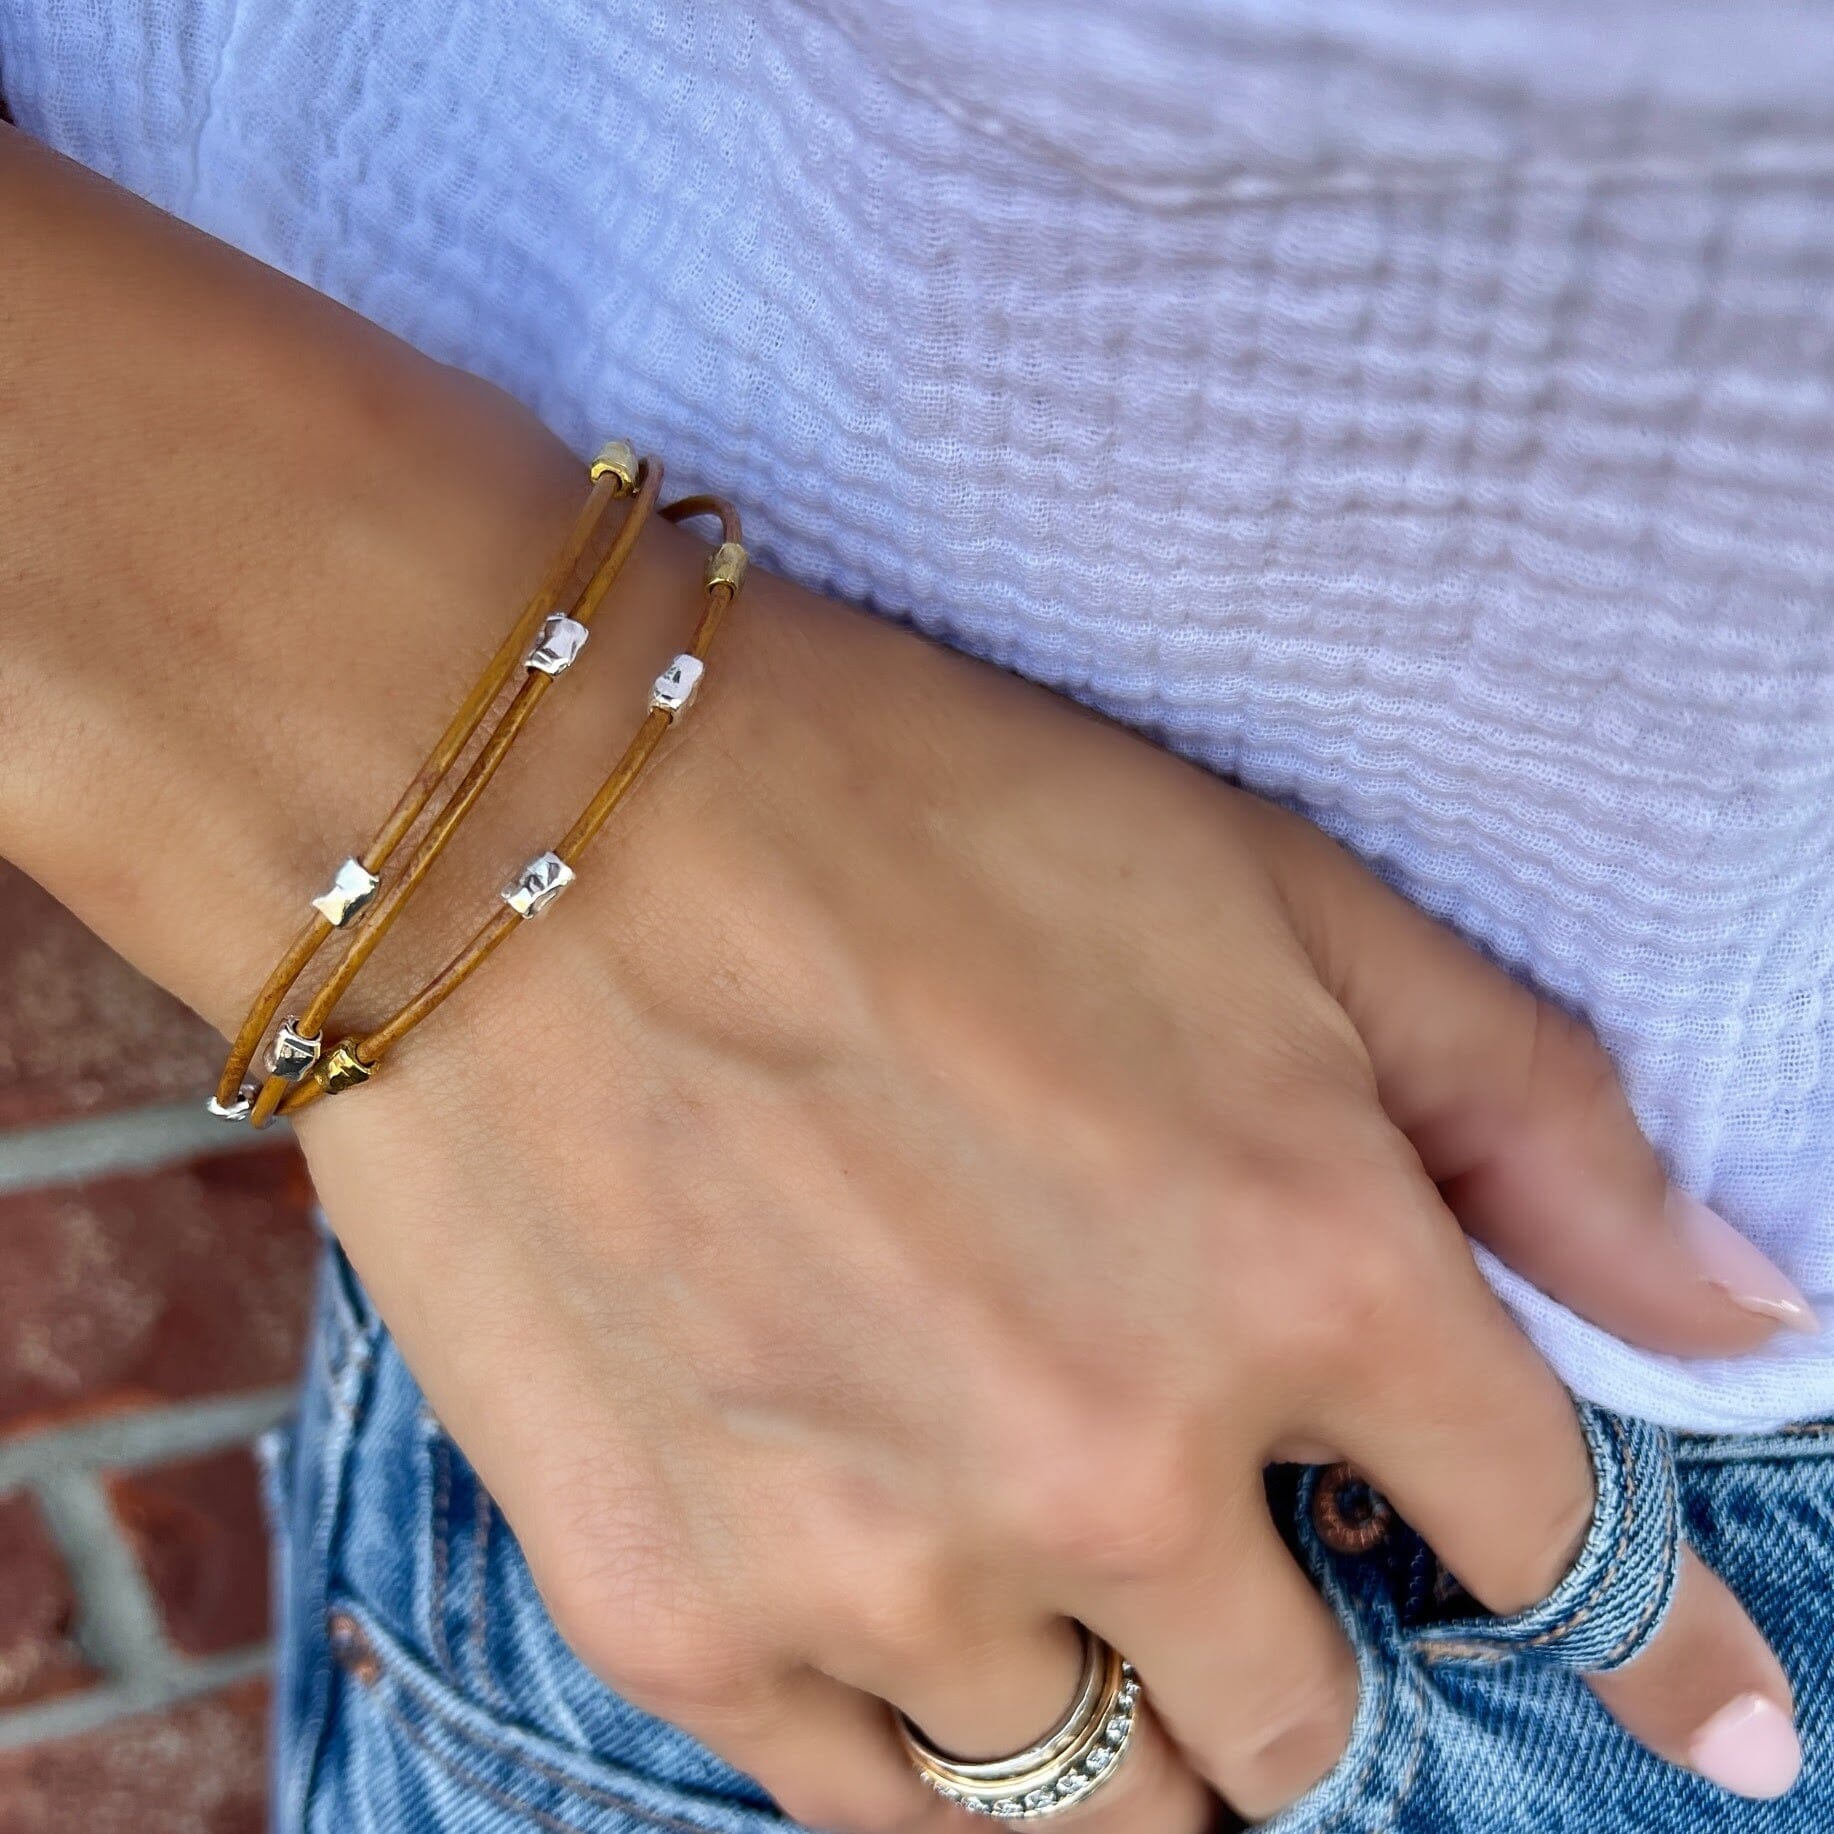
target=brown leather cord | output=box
[277,492,745,1121]
[240,458,664,1128]
[211,448,644,1119]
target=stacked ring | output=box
[896,1630,1142,1821]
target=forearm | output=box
[0,127,778,1048]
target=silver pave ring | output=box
[896,1629,1142,1820]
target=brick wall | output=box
[0,864,318,1832]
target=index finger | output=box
[1321,1141,1801,1799]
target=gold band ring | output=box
[896,1628,1142,1820]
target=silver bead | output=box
[311,858,379,928]
[650,653,705,719]
[268,1018,322,1082]
[500,850,575,919]
[524,612,590,676]
[205,1087,255,1122]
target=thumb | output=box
[1248,802,1817,1358]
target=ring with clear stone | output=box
[895,1629,1143,1820]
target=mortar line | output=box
[0,1388,297,1492]
[0,1099,286,1195]
[32,1466,176,1684]
[0,1644,272,1752]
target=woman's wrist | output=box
[0,126,754,1050]
[0,123,1032,1120]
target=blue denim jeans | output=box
[269,1248,1834,1831]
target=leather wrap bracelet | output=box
[206,440,745,1125]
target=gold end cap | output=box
[320,1038,376,1095]
[704,540,749,594]
[588,438,641,495]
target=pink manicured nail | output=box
[1668,1191,1820,1336]
[1689,1694,1803,1799]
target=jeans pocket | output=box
[1405,1404,1680,1675]
[315,1599,790,1834]
[1254,1411,1834,1832]
[274,1241,386,1831]
[1253,1404,1682,1833]
[289,1286,788,1832]
[1251,1466,1429,1834]
[409,1417,779,1817]
[257,1419,298,1531]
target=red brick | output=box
[0,1677,267,1834]
[105,1449,269,1658]
[0,1147,316,1439]
[0,1492,95,1709]
[0,865,222,1129]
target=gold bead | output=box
[704,541,748,594]
[588,438,640,495]
[319,1038,376,1095]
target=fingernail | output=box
[1689,1693,1803,1799]
[1669,1191,1820,1336]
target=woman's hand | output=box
[0,128,1806,1829]
[288,513,1802,1827]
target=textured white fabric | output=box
[6,0,1833,1429]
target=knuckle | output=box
[595,1634,733,1717]
[1316,1226,1421,1338]
[829,1560,960,1672]
[1527,996,1609,1079]
[1224,1660,1360,1805]
[607,1638,760,1721]
[551,1587,758,1719]
[528,1492,770,1720]
[537,1571,616,1671]
[1266,980,1381,1097]
[1526,1000,1621,1112]
[1518,1467,1597,1603]
[770,1778,931,1834]
[1017,1433,1211,1581]
[1259,1201,1425,1373]
[524,1469,679,1653]
[1200,1134,1433,1321]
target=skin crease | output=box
[0,129,1806,1829]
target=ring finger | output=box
[819,1611,1212,1831]
[1065,1479,1360,1824]
[669,1665,959,1833]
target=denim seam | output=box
[1528,1418,1677,1671]
[1414,1416,1677,1671]
[1588,1468,1680,1671]
[1675,1420,1834,1467]
[329,1332,371,1424]
[319,1235,375,1408]
[361,1655,766,1834]
[469,1482,505,1712]
[1308,1673,1398,1833]
[365,1682,723,1834]
[1525,1414,1640,1652]
[1281,1468,1429,1834]
[288,1321,378,1830]
[1410,1639,1507,1665]
[430,1428,455,1676]
[1368,1691,1429,1834]
[1308,1658,1430,1834]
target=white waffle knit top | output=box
[7,0,1834,1430]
